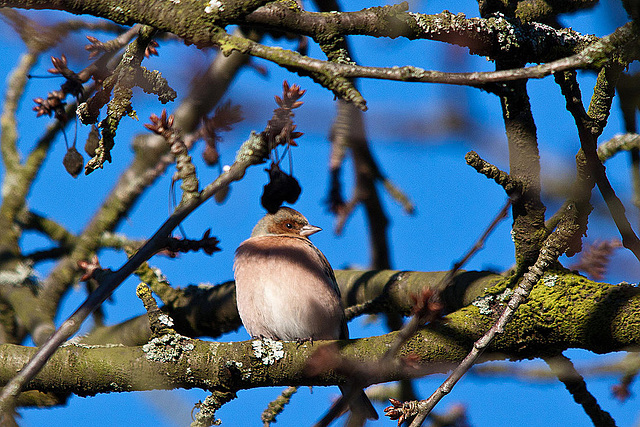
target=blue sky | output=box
[1,0,639,425]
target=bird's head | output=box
[251,207,322,238]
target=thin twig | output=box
[213,21,636,110]
[191,390,237,427]
[465,151,524,197]
[0,132,268,413]
[408,204,580,426]
[36,27,259,336]
[597,133,640,161]
[318,199,511,426]
[387,198,511,362]
[261,386,299,426]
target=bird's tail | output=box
[339,385,378,421]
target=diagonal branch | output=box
[555,69,640,262]
[0,131,269,413]
[408,202,581,426]
[545,354,617,427]
[36,27,259,338]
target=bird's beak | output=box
[300,224,322,237]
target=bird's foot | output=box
[295,337,313,348]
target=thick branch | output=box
[1,3,636,99]
[0,272,638,397]
[81,269,500,346]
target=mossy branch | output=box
[0,271,639,398]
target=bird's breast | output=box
[234,236,344,341]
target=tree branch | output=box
[0,131,269,412]
[545,354,617,427]
[0,271,638,402]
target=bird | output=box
[234,207,378,422]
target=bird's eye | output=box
[285,222,293,229]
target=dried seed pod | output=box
[214,186,230,204]
[63,146,84,178]
[85,125,100,156]
[260,163,301,213]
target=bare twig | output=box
[210,21,636,111]
[136,283,176,336]
[545,354,617,427]
[407,203,580,426]
[0,131,269,413]
[452,199,512,272]
[83,25,177,174]
[317,198,510,426]
[465,151,524,197]
[36,27,259,338]
[261,386,299,426]
[597,133,640,161]
[191,390,237,427]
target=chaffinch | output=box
[234,207,377,422]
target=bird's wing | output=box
[298,237,350,340]
[299,237,340,297]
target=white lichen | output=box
[62,341,125,348]
[473,288,514,315]
[542,274,558,287]
[142,333,195,362]
[205,0,224,14]
[158,313,174,327]
[241,369,252,381]
[1,173,20,199]
[497,287,514,302]
[151,267,169,284]
[409,12,433,34]
[109,381,126,392]
[252,338,285,365]
[209,341,221,353]
[472,295,494,315]
[0,261,36,287]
